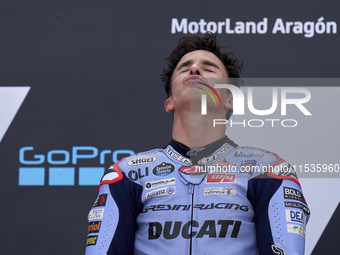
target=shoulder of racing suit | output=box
[98,148,167,188]
[227,145,300,185]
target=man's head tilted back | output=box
[161,32,243,120]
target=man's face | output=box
[165,50,232,114]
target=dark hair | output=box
[161,32,243,98]
[161,32,243,120]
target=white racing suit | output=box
[85,136,310,254]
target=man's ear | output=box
[224,91,233,110]
[164,97,174,113]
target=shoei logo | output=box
[199,84,312,128]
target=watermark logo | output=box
[197,82,312,128]
[196,82,222,115]
[201,84,311,116]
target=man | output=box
[85,33,310,254]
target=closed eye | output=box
[205,69,214,72]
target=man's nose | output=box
[189,64,202,75]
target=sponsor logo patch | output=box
[165,146,191,164]
[285,209,307,228]
[206,174,236,183]
[234,151,264,159]
[198,144,231,165]
[283,187,306,203]
[240,160,257,175]
[271,245,285,255]
[271,162,298,181]
[93,194,107,208]
[152,162,175,177]
[186,147,205,156]
[284,201,310,215]
[145,178,176,190]
[146,186,176,199]
[128,167,149,181]
[127,156,157,166]
[204,187,236,196]
[142,203,249,213]
[88,221,101,234]
[179,166,205,175]
[86,235,98,246]
[287,224,306,238]
[148,220,242,239]
[88,208,105,221]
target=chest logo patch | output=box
[206,173,236,183]
[204,187,236,196]
[152,162,175,177]
[146,186,176,199]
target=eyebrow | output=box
[177,60,192,71]
[202,60,220,69]
[176,59,221,71]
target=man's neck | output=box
[171,107,227,149]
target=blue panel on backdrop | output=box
[49,167,75,186]
[78,167,105,186]
[19,167,45,186]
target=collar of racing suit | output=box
[168,136,238,165]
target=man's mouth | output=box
[184,75,206,85]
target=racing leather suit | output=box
[85,136,310,255]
